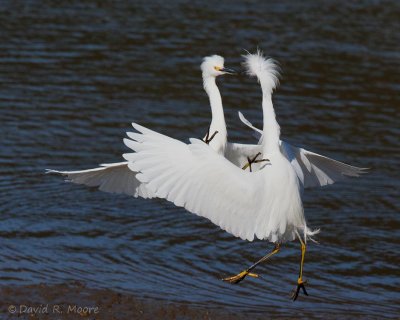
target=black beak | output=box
[221,67,237,75]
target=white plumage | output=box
[238,111,366,188]
[46,162,153,198]
[47,55,264,196]
[123,52,317,243]
[47,51,366,300]
[48,53,363,196]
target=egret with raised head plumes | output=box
[123,51,366,300]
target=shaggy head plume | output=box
[243,50,280,93]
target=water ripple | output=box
[0,0,399,318]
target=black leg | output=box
[203,126,219,144]
[242,152,269,171]
[206,130,219,144]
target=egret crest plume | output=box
[243,50,280,92]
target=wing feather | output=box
[239,111,367,188]
[123,123,303,242]
[46,162,154,198]
[238,111,263,142]
[280,142,367,188]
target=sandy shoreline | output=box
[1,282,246,320]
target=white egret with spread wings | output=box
[48,52,365,300]
[123,52,366,300]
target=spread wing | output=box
[280,143,367,188]
[239,111,367,188]
[238,111,263,143]
[123,123,282,242]
[46,162,154,198]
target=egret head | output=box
[201,55,236,78]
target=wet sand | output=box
[1,282,245,320]
[2,281,383,319]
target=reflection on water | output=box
[0,1,399,317]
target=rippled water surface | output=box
[1,1,399,318]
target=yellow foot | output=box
[222,270,259,284]
[291,280,308,301]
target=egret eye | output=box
[214,66,222,71]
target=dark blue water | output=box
[1,1,399,318]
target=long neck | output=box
[261,80,280,153]
[203,75,227,136]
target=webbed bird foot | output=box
[242,152,270,172]
[291,279,308,301]
[222,269,259,284]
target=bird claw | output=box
[291,280,308,301]
[242,152,270,172]
[203,126,219,144]
[222,270,259,284]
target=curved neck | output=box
[261,81,280,153]
[203,75,227,136]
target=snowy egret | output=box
[47,55,265,195]
[123,51,365,300]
